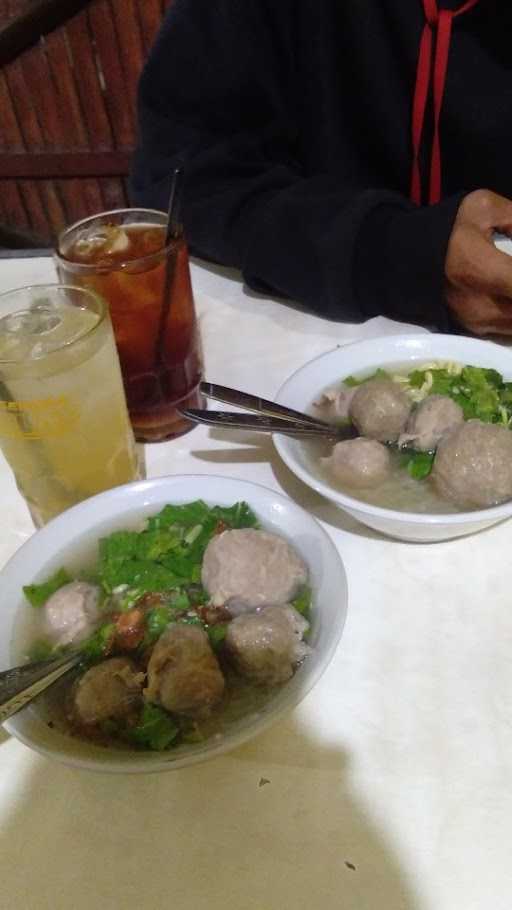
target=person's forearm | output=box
[133,124,461,329]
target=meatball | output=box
[349,379,411,443]
[431,419,512,508]
[225,605,311,686]
[201,528,308,609]
[144,624,225,717]
[321,437,391,488]
[73,657,144,726]
[44,581,101,648]
[399,394,464,452]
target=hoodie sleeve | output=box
[131,0,463,328]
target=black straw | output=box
[154,167,184,370]
[166,167,184,244]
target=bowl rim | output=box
[273,334,512,526]
[1,473,348,772]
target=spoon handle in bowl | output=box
[200,381,331,427]
[0,652,81,724]
[180,409,348,437]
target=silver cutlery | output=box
[0,651,82,724]
[179,381,356,440]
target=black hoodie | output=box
[131,0,512,329]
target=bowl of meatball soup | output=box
[0,475,347,772]
[274,334,512,542]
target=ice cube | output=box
[0,304,61,336]
[29,302,62,333]
[72,224,130,260]
[73,226,112,259]
[103,227,130,254]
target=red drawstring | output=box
[410,0,480,206]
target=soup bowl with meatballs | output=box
[0,474,347,772]
[274,334,512,542]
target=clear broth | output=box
[13,515,303,753]
[306,362,465,514]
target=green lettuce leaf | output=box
[207,623,228,649]
[145,605,175,643]
[80,622,116,663]
[292,586,312,620]
[23,568,71,607]
[406,451,435,480]
[129,704,179,751]
[343,368,390,387]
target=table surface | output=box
[1,256,511,910]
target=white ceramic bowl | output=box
[0,474,347,772]
[274,333,512,543]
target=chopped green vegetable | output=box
[186,585,209,605]
[207,623,228,649]
[170,591,190,611]
[135,528,183,561]
[147,500,212,531]
[210,502,259,529]
[23,568,71,607]
[292,586,312,620]
[343,368,390,387]
[178,614,204,628]
[100,556,184,595]
[145,605,175,643]
[406,451,435,480]
[128,704,179,751]
[114,587,142,612]
[28,639,58,662]
[80,622,116,663]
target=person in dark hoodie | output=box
[131,0,512,335]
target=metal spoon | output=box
[179,409,356,438]
[180,381,357,440]
[0,651,82,724]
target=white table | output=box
[1,256,511,910]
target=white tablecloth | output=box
[1,256,511,910]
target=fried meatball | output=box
[349,379,411,443]
[144,624,225,717]
[400,394,464,452]
[44,581,101,648]
[431,419,512,508]
[225,605,310,686]
[201,528,308,608]
[321,437,391,488]
[73,657,144,726]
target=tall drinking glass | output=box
[0,284,141,527]
[55,209,204,442]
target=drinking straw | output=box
[154,167,184,369]
[166,166,184,243]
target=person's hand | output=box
[445,190,512,335]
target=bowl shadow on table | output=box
[190,428,383,542]
[0,715,420,910]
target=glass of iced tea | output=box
[0,284,141,527]
[55,209,204,442]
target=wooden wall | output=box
[0,0,173,246]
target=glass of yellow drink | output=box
[0,284,142,527]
